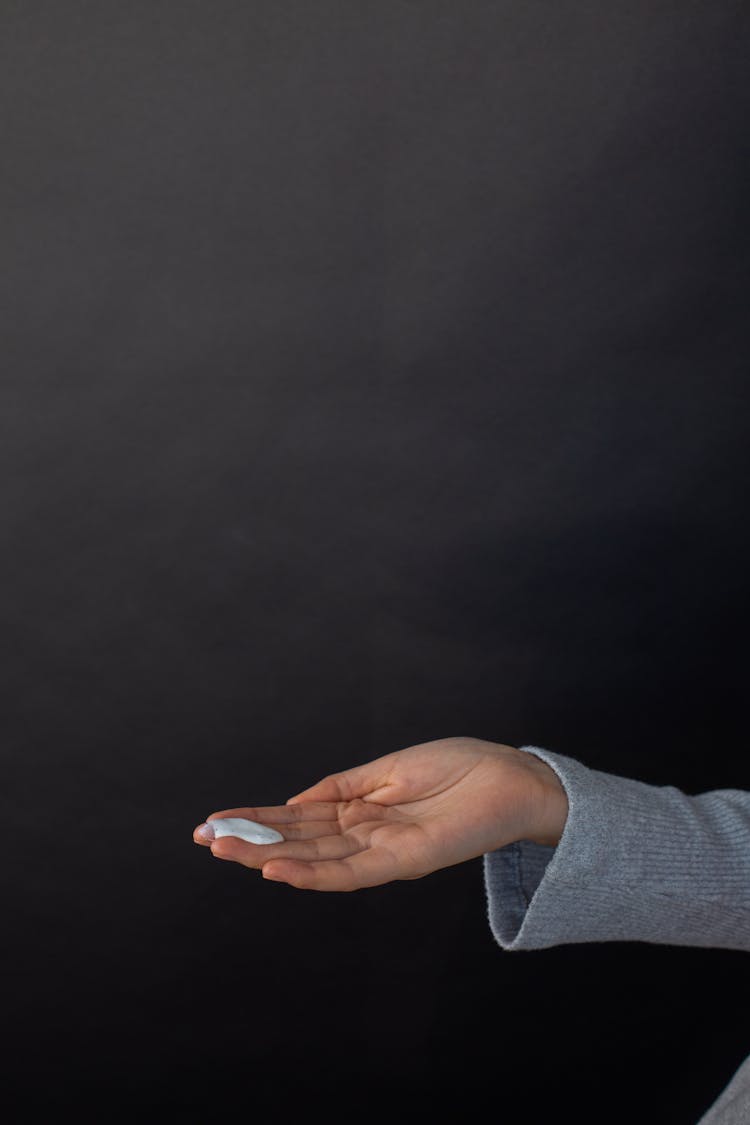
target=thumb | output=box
[286,749,400,805]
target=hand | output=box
[192,736,568,892]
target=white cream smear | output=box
[204,817,285,845]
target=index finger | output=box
[205,801,341,825]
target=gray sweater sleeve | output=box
[483,745,750,952]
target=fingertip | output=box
[262,863,287,882]
[260,859,290,886]
[263,859,308,886]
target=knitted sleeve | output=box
[483,745,750,952]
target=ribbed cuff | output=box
[483,745,750,952]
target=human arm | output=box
[484,744,750,952]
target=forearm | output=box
[484,745,750,952]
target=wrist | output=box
[524,754,569,847]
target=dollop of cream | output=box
[206,817,285,844]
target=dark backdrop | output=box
[3,3,749,1121]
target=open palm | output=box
[193,736,563,891]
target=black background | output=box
[3,3,749,1121]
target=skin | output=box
[192,736,569,892]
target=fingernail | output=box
[196,822,216,841]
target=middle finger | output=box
[209,831,364,869]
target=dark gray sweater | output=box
[482,745,750,1124]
